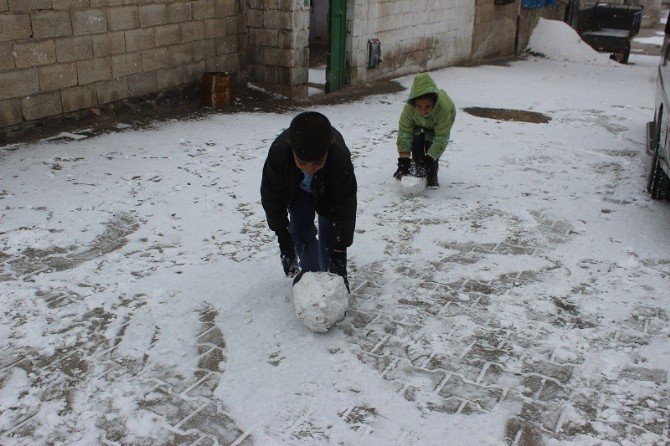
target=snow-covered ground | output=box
[1,20,669,445]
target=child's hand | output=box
[328,250,350,292]
[281,252,300,277]
[422,154,435,170]
[393,157,411,180]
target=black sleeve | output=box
[260,140,290,236]
[328,133,357,251]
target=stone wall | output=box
[0,0,245,128]
[1,0,546,129]
[637,0,662,28]
[347,0,475,85]
[246,0,309,98]
[471,0,519,62]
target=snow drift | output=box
[527,18,619,66]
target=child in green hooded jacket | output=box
[393,73,456,188]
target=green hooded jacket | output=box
[396,73,456,160]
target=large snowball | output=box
[293,272,349,332]
[399,175,426,197]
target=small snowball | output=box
[293,272,349,333]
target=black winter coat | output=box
[260,127,357,251]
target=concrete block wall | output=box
[0,0,245,128]
[246,0,309,98]
[637,0,662,28]
[346,0,475,85]
[471,0,518,62]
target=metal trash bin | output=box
[202,72,231,109]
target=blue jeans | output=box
[288,188,333,272]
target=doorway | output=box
[308,0,328,96]
[308,0,347,95]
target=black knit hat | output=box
[288,111,333,161]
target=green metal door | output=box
[326,0,347,93]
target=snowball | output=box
[293,272,349,332]
[398,175,426,197]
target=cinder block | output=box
[0,98,22,127]
[182,59,205,83]
[60,84,97,112]
[215,35,237,55]
[55,36,93,62]
[141,47,168,71]
[265,47,298,67]
[52,0,90,10]
[205,53,237,72]
[14,40,56,68]
[38,63,77,91]
[125,27,154,52]
[0,13,32,42]
[215,0,237,17]
[91,31,125,57]
[277,0,298,11]
[261,46,278,65]
[72,9,108,35]
[21,91,62,120]
[156,65,182,89]
[107,6,138,31]
[167,43,194,65]
[291,65,308,84]
[267,9,296,29]
[0,68,39,100]
[89,0,123,6]
[202,38,216,58]
[292,10,309,30]
[167,2,191,23]
[0,43,14,70]
[32,11,72,39]
[225,15,238,35]
[192,0,215,20]
[139,4,166,27]
[181,21,205,42]
[246,9,263,28]
[204,18,226,38]
[96,77,128,103]
[7,0,51,12]
[111,52,141,77]
[76,57,112,84]
[246,44,262,64]
[191,38,214,61]
[248,28,277,47]
[154,24,181,46]
[126,71,157,96]
[278,28,307,49]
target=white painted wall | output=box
[347,0,475,84]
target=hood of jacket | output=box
[407,73,440,103]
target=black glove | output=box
[328,250,350,292]
[277,230,299,277]
[281,252,299,277]
[416,154,434,178]
[393,157,411,180]
[292,269,305,285]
